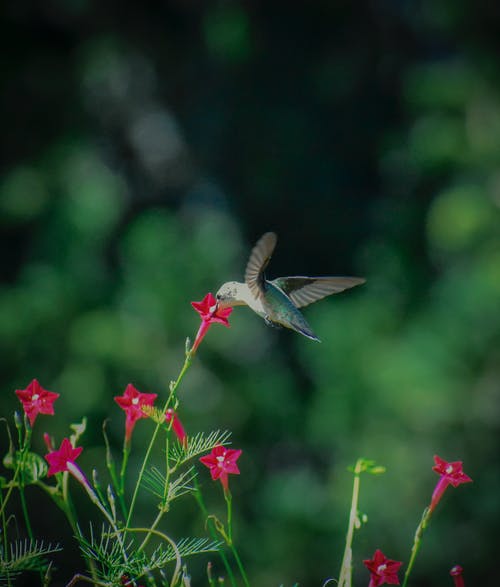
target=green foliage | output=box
[2,451,48,485]
[0,540,62,584]
[78,525,221,582]
[169,430,233,467]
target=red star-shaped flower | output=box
[363,549,402,587]
[429,455,472,513]
[432,456,472,487]
[45,437,83,476]
[200,445,242,491]
[190,293,232,353]
[114,384,158,443]
[15,379,60,427]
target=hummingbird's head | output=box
[215,281,241,308]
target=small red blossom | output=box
[45,437,83,476]
[450,565,465,587]
[165,408,187,445]
[114,384,157,443]
[190,293,232,353]
[363,549,402,587]
[15,379,59,427]
[200,445,242,491]
[43,432,54,452]
[429,455,472,513]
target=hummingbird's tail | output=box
[286,313,321,342]
[294,324,321,342]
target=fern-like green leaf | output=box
[148,537,222,568]
[142,466,197,504]
[77,524,135,580]
[169,430,232,466]
[0,539,62,583]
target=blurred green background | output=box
[1,1,500,586]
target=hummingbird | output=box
[215,232,365,342]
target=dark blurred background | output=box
[1,1,500,585]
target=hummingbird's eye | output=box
[216,294,221,300]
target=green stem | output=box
[126,351,192,530]
[138,437,171,553]
[18,485,34,540]
[224,490,250,587]
[401,508,431,587]
[116,440,131,517]
[36,479,98,581]
[193,480,237,587]
[0,490,12,587]
[338,458,364,587]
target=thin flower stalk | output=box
[224,490,250,587]
[125,350,192,530]
[401,456,472,587]
[338,458,364,587]
[193,478,237,587]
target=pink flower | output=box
[450,565,465,587]
[191,293,232,353]
[429,455,472,513]
[114,384,157,443]
[199,445,242,491]
[45,437,83,477]
[15,379,59,427]
[165,408,187,445]
[363,549,402,587]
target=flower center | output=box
[32,394,39,401]
[377,564,387,574]
[445,464,454,474]
[216,455,226,468]
[132,398,139,405]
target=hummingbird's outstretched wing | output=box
[271,276,365,308]
[244,232,278,299]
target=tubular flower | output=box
[450,565,465,587]
[165,408,187,445]
[15,379,59,427]
[199,445,242,491]
[363,549,402,587]
[190,293,232,353]
[429,456,472,513]
[114,384,158,443]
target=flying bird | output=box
[215,232,365,342]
